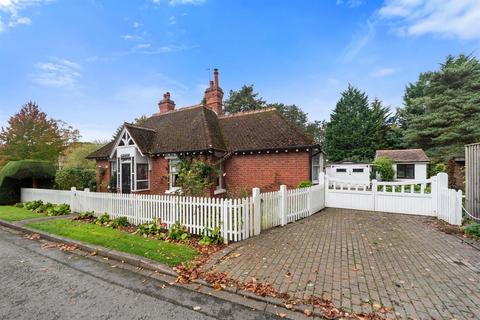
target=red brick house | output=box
[87,69,323,196]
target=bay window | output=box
[136,163,149,190]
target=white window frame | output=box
[166,156,181,194]
[311,154,321,184]
[214,162,226,195]
[135,163,150,191]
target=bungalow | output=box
[87,69,323,196]
[375,149,430,180]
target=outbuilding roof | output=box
[375,149,430,163]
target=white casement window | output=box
[136,163,149,190]
[168,157,180,193]
[214,163,226,195]
[312,154,321,184]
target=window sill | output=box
[214,188,226,195]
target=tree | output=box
[223,85,267,113]
[400,54,480,161]
[61,142,105,169]
[0,102,79,164]
[324,86,399,162]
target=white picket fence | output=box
[21,181,326,243]
[325,172,462,225]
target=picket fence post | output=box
[371,180,378,211]
[222,199,229,244]
[455,190,463,226]
[430,175,438,216]
[70,187,77,212]
[280,185,288,226]
[252,188,261,236]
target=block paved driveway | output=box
[212,208,480,319]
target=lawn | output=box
[0,206,42,222]
[26,219,198,266]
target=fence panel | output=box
[260,191,281,230]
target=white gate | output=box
[325,173,462,225]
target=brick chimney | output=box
[158,92,175,113]
[204,68,224,115]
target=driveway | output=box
[212,208,480,319]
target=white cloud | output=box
[341,19,376,61]
[121,34,143,40]
[30,58,81,88]
[152,0,206,6]
[169,0,205,5]
[370,67,397,78]
[336,0,365,8]
[379,0,480,39]
[0,0,52,31]
[8,15,30,26]
[133,21,140,28]
[169,15,176,24]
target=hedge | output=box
[0,160,56,205]
[55,168,96,191]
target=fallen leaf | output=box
[303,309,313,317]
[278,312,287,318]
[193,306,201,311]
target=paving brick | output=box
[214,208,480,319]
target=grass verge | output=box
[26,219,198,267]
[0,206,43,222]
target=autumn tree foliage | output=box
[0,101,80,164]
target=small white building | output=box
[375,149,430,181]
[325,162,371,183]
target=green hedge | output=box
[55,168,96,191]
[0,160,56,205]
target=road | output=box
[0,226,278,320]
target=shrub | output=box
[22,201,70,216]
[199,227,223,245]
[55,168,96,191]
[135,219,167,237]
[298,181,313,188]
[371,156,395,181]
[110,216,129,229]
[464,223,480,237]
[168,221,189,240]
[25,200,44,210]
[95,213,110,225]
[74,211,95,220]
[430,162,447,177]
[176,159,214,196]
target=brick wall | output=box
[143,157,170,194]
[95,160,110,192]
[224,152,311,195]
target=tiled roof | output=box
[375,149,430,162]
[87,106,317,159]
[218,109,314,152]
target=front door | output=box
[121,163,131,194]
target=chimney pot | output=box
[204,68,223,115]
[158,91,175,113]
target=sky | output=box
[1,0,479,142]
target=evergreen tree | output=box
[401,54,480,161]
[325,85,392,162]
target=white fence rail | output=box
[21,180,327,243]
[325,172,462,225]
